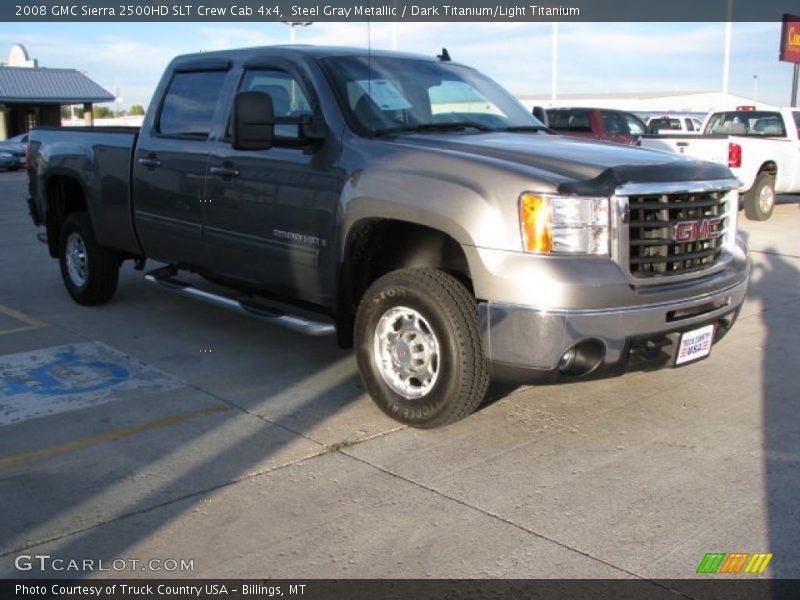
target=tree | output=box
[129,104,145,116]
[92,105,115,119]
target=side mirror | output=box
[232,91,274,151]
[532,106,548,127]
[298,114,327,141]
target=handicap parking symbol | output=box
[1,349,130,397]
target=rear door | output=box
[132,63,231,266]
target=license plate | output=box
[675,324,715,366]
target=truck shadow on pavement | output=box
[0,272,372,575]
[744,241,800,579]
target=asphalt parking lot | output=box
[0,169,798,582]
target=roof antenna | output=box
[437,48,451,62]
[367,11,372,103]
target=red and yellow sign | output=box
[780,14,800,64]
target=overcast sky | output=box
[0,21,792,109]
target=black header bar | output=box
[4,579,800,600]
[5,0,800,23]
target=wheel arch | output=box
[335,218,474,348]
[43,174,90,258]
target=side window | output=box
[239,69,312,139]
[548,109,592,132]
[685,118,695,132]
[601,111,625,134]
[158,70,228,138]
[793,112,800,137]
[623,113,645,136]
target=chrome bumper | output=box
[478,274,748,378]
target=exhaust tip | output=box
[558,340,605,377]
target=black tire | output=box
[743,172,776,221]
[354,268,489,429]
[58,212,120,305]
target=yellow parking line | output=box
[0,404,230,469]
[0,304,48,336]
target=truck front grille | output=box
[628,191,728,278]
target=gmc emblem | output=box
[672,217,724,243]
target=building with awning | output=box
[0,44,114,140]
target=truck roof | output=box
[170,45,447,68]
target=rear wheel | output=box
[354,268,489,429]
[743,172,775,221]
[58,212,120,305]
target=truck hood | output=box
[388,132,735,196]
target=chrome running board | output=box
[144,268,335,337]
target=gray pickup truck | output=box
[27,46,749,428]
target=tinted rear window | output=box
[547,109,592,132]
[158,70,228,138]
[647,118,682,133]
[705,111,786,137]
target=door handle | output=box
[138,157,161,168]
[209,165,240,178]
[677,142,689,147]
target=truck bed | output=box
[28,126,142,257]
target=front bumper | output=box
[479,272,748,383]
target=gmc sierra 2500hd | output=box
[27,46,749,428]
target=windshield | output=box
[320,55,545,136]
[705,111,786,137]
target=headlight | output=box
[519,193,609,255]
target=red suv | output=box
[544,108,646,146]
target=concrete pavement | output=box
[1,170,797,582]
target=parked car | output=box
[0,132,29,152]
[544,107,646,145]
[27,46,748,428]
[646,114,704,135]
[0,133,27,171]
[641,107,800,220]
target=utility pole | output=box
[551,22,558,104]
[722,0,733,101]
[283,21,312,44]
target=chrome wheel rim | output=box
[65,232,88,287]
[373,306,440,399]
[758,184,775,214]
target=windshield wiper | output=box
[374,121,495,136]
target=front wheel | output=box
[58,212,120,305]
[743,172,776,221]
[354,268,489,429]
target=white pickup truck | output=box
[641,107,800,220]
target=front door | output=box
[204,65,343,306]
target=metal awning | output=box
[0,66,114,104]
